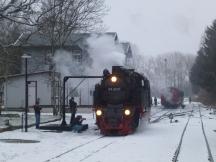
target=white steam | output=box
[85,34,126,75]
[52,34,126,104]
[53,35,126,77]
[53,49,83,77]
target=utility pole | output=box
[164,58,168,87]
[22,54,31,132]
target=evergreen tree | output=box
[190,20,216,94]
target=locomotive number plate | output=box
[108,87,121,91]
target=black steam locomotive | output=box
[93,66,151,135]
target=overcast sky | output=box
[103,0,216,56]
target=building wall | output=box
[21,47,50,73]
[21,47,84,74]
[78,86,94,106]
[65,78,102,106]
[4,73,52,108]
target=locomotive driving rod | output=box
[61,75,103,126]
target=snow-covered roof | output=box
[0,71,60,80]
[16,32,119,47]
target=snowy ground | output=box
[0,112,61,131]
[0,103,215,162]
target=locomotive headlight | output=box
[111,76,117,83]
[96,109,102,116]
[124,109,131,116]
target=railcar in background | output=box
[160,87,184,108]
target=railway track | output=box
[79,141,114,162]
[172,105,214,162]
[44,136,105,162]
[199,107,214,162]
[172,113,191,162]
[44,135,119,162]
[150,111,170,123]
[150,108,192,123]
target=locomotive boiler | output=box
[93,66,151,135]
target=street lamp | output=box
[22,54,31,132]
[164,58,167,88]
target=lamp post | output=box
[164,58,167,88]
[22,54,31,132]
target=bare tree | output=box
[132,52,195,97]
[35,0,107,115]
[0,19,24,108]
[0,0,69,28]
[38,0,107,46]
[0,0,37,24]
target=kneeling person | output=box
[72,115,88,133]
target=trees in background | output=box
[36,0,107,76]
[38,0,107,47]
[132,52,195,97]
[36,0,107,114]
[0,0,107,76]
[0,20,24,78]
[190,20,216,104]
[0,18,26,99]
[0,0,108,112]
[0,0,37,24]
[0,0,44,77]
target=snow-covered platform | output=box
[0,112,61,133]
[0,103,215,162]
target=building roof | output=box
[121,42,132,57]
[17,32,119,47]
[14,32,133,58]
[0,71,60,80]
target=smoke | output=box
[161,87,173,103]
[52,34,126,104]
[53,49,84,77]
[85,34,126,75]
[53,50,85,100]
[53,34,126,77]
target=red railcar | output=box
[161,87,184,108]
[93,66,151,135]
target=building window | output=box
[72,50,82,63]
[45,53,52,65]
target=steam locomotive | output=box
[160,87,184,108]
[93,66,151,135]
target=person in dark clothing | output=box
[0,104,2,115]
[72,115,88,133]
[69,97,77,126]
[150,97,153,106]
[189,96,192,104]
[154,97,157,106]
[103,69,110,77]
[34,100,42,129]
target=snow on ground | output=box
[201,107,216,160]
[0,103,215,162]
[178,108,208,162]
[0,112,60,129]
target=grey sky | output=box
[104,0,216,55]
